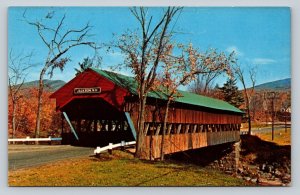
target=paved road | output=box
[241,125,290,135]
[252,125,290,133]
[8,145,94,170]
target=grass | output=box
[8,150,250,187]
[252,128,291,145]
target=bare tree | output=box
[8,49,34,139]
[190,51,225,96]
[193,74,219,94]
[234,65,256,135]
[111,7,183,158]
[23,11,98,139]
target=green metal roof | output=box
[90,68,243,114]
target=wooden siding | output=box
[124,101,242,131]
[142,131,240,159]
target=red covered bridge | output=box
[50,68,243,159]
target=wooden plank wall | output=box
[142,131,240,159]
[125,101,242,131]
[125,100,242,160]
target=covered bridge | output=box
[50,68,243,159]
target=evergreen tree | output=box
[219,78,244,108]
[75,57,93,75]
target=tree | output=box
[112,7,183,158]
[8,87,61,138]
[23,11,98,139]
[158,44,235,160]
[218,78,244,108]
[190,66,224,96]
[211,84,224,100]
[233,64,256,135]
[75,57,93,75]
[8,49,34,139]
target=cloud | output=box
[252,58,277,65]
[226,46,243,56]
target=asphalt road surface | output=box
[241,125,290,134]
[8,145,94,170]
[251,125,290,134]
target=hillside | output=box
[20,78,291,93]
[254,78,290,91]
[20,79,66,92]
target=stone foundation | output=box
[208,141,240,174]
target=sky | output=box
[8,7,291,89]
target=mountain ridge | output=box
[19,79,66,92]
[18,77,291,93]
[254,78,290,91]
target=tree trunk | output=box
[160,99,170,161]
[247,108,251,135]
[135,96,147,158]
[135,79,147,158]
[35,81,43,139]
[245,97,251,135]
[35,68,46,142]
[12,101,16,139]
[243,89,251,135]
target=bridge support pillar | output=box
[234,140,241,172]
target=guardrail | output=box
[94,140,136,155]
[8,136,62,143]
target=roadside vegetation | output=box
[252,128,291,146]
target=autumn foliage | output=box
[8,87,61,138]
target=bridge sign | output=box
[74,87,101,95]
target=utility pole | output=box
[267,92,278,141]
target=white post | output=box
[121,140,125,150]
[26,136,30,145]
[108,143,113,154]
[94,146,101,158]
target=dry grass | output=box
[253,128,291,145]
[8,150,250,187]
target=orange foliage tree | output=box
[8,87,61,138]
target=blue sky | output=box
[8,7,291,89]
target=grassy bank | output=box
[8,150,250,187]
[252,128,291,145]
